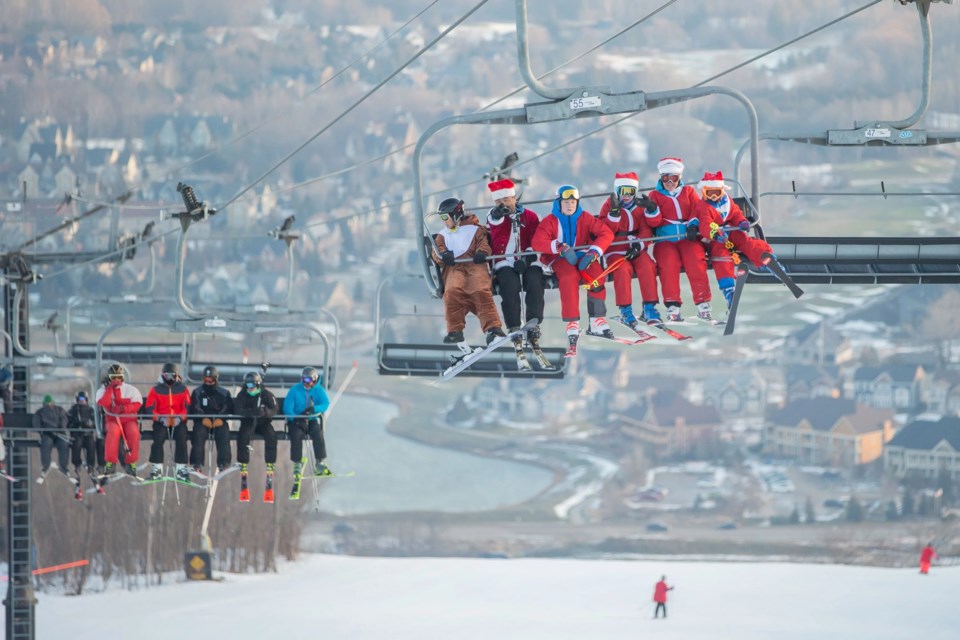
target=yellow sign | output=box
[184,552,212,580]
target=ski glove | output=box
[738,220,751,231]
[608,194,620,217]
[635,194,657,213]
[514,256,528,275]
[625,241,645,261]
[577,249,600,271]
[441,250,456,266]
[685,222,700,242]
[558,243,578,266]
[473,251,488,265]
[490,204,509,221]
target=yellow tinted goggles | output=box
[559,187,580,200]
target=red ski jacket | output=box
[654,581,671,603]
[144,382,191,424]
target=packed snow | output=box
[38,554,959,639]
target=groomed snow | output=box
[38,554,959,639]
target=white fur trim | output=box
[490,187,516,200]
[614,176,640,189]
[657,158,684,175]
[589,244,604,256]
[550,239,560,254]
[698,179,726,190]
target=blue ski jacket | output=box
[283,383,330,420]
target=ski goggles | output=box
[558,187,580,200]
[244,381,258,389]
[108,373,124,380]
[617,186,637,197]
[438,212,451,221]
[660,174,680,184]
[302,376,317,386]
[702,187,724,200]
[161,372,178,383]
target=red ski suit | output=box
[648,184,713,306]
[654,580,671,603]
[598,196,661,307]
[96,382,143,464]
[920,545,936,574]
[486,206,543,271]
[698,197,774,282]
[531,207,613,321]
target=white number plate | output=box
[570,96,601,110]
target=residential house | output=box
[17,165,39,199]
[618,388,722,459]
[784,364,841,402]
[921,370,960,416]
[763,398,895,467]
[848,365,925,411]
[700,369,768,420]
[884,416,960,479]
[781,322,845,365]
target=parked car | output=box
[717,521,738,530]
[646,522,669,532]
[823,498,845,509]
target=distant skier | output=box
[920,543,936,575]
[283,367,332,490]
[653,575,674,618]
[432,197,506,345]
[189,365,234,475]
[143,362,191,481]
[234,370,278,503]
[68,390,101,477]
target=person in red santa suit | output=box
[95,364,143,478]
[485,178,547,350]
[696,170,776,309]
[597,171,663,328]
[647,157,715,322]
[432,197,506,345]
[531,184,615,356]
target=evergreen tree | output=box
[846,496,864,522]
[804,497,816,524]
[790,505,801,524]
[885,500,899,521]
[902,490,915,517]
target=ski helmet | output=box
[202,365,219,384]
[437,198,465,224]
[243,371,262,395]
[106,363,125,381]
[301,366,320,388]
[556,185,580,202]
[161,362,179,384]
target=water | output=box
[318,394,553,515]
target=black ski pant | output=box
[288,417,325,463]
[40,432,70,470]
[654,603,667,618]
[149,421,189,465]
[494,265,545,331]
[190,419,232,468]
[70,431,102,470]
[237,419,277,465]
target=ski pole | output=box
[580,256,625,290]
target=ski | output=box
[264,473,274,503]
[137,477,205,489]
[583,330,653,345]
[0,471,19,482]
[531,347,557,370]
[212,463,242,481]
[189,467,209,481]
[723,263,750,336]
[300,470,356,480]
[644,321,692,341]
[761,252,804,299]
[290,462,303,500]
[692,314,726,327]
[612,317,659,342]
[434,319,539,383]
[239,473,250,503]
[512,339,533,372]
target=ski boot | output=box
[485,326,507,345]
[587,316,615,339]
[125,462,138,477]
[564,321,580,358]
[148,463,163,480]
[36,465,51,484]
[290,460,304,500]
[175,464,191,482]
[315,460,333,477]
[618,304,639,329]
[665,305,683,323]
[642,302,662,326]
[239,469,250,503]
[442,330,465,344]
[696,301,713,322]
[264,463,275,503]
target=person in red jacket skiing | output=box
[598,171,663,328]
[920,543,936,574]
[95,364,143,477]
[647,157,715,322]
[653,575,674,618]
[485,178,547,353]
[696,170,775,309]
[143,362,192,481]
[531,184,615,356]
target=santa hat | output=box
[613,172,640,190]
[698,170,727,190]
[657,157,684,175]
[487,178,516,200]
